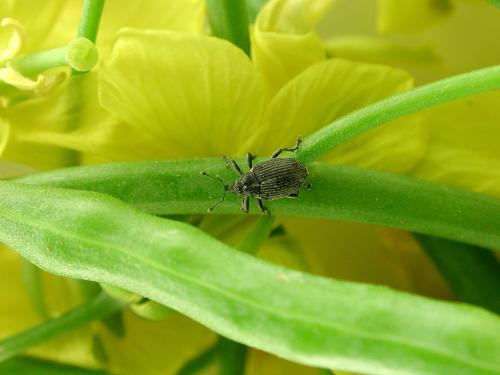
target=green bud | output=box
[66,37,98,72]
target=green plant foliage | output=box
[17,159,500,249]
[0,181,498,375]
[0,357,110,375]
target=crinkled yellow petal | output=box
[0,18,24,63]
[0,64,44,90]
[412,91,500,197]
[0,92,70,170]
[99,28,265,158]
[249,58,427,173]
[252,0,331,98]
[377,0,453,34]
[0,0,65,53]
[0,63,66,94]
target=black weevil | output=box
[202,137,311,214]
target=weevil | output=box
[202,137,311,215]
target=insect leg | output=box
[246,152,255,169]
[257,198,271,215]
[241,196,249,213]
[223,156,243,176]
[305,183,313,190]
[272,136,303,158]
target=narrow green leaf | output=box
[414,235,500,315]
[0,356,110,375]
[206,0,251,55]
[17,159,500,249]
[0,181,499,375]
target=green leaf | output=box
[0,356,110,374]
[17,159,500,249]
[414,235,500,314]
[247,0,269,22]
[206,0,251,55]
[489,0,500,8]
[0,181,499,375]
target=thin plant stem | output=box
[78,0,106,43]
[0,292,125,362]
[10,47,67,78]
[296,65,500,163]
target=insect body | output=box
[203,137,311,214]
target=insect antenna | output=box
[201,172,228,212]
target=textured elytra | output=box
[252,158,308,200]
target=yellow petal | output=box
[412,91,500,197]
[252,0,333,98]
[0,246,100,368]
[0,116,10,155]
[0,78,81,170]
[99,312,215,375]
[282,218,451,299]
[377,0,453,34]
[0,0,66,53]
[324,35,439,65]
[249,58,427,173]
[99,28,265,158]
[0,18,25,63]
[0,64,44,90]
[0,63,67,95]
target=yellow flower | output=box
[2,0,496,374]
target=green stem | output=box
[20,261,49,319]
[176,343,218,375]
[414,235,500,315]
[10,47,67,78]
[237,216,275,255]
[217,337,247,375]
[17,159,500,250]
[0,292,125,362]
[78,0,106,43]
[296,64,500,163]
[206,0,251,55]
